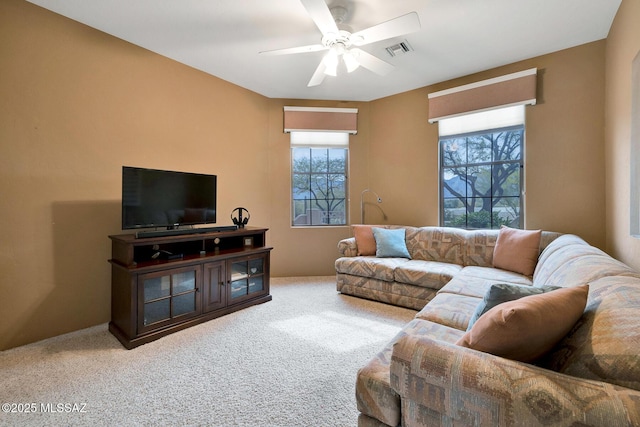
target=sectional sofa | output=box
[335,225,640,426]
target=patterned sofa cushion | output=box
[541,276,640,390]
[335,256,408,282]
[439,266,533,298]
[415,292,481,330]
[393,260,463,289]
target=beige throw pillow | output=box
[493,226,542,276]
[456,284,589,362]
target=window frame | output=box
[290,145,349,227]
[439,124,524,230]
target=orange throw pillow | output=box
[456,284,589,362]
[493,226,542,276]
[352,225,385,256]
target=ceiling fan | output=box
[260,0,421,87]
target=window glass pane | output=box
[292,199,311,224]
[311,149,328,172]
[328,149,346,173]
[495,129,523,161]
[494,197,520,227]
[495,165,520,197]
[442,167,468,198]
[311,173,328,194]
[467,200,493,229]
[330,174,346,196]
[292,149,310,172]
[442,138,467,166]
[443,198,466,227]
[468,165,491,194]
[467,135,492,164]
[292,173,312,199]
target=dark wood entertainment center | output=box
[108,227,272,349]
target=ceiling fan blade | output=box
[300,0,339,36]
[351,12,421,46]
[307,61,327,87]
[351,48,394,76]
[260,44,326,56]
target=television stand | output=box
[135,225,238,239]
[108,226,272,349]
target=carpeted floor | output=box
[0,276,416,427]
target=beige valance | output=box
[284,106,358,134]
[428,68,537,123]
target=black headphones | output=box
[231,207,250,228]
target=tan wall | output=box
[605,0,640,271]
[0,0,614,350]
[369,41,607,248]
[0,0,272,350]
[368,89,437,226]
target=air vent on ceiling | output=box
[385,40,413,57]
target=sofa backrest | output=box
[404,226,561,270]
[540,275,640,391]
[404,226,500,267]
[533,234,640,288]
[405,226,467,265]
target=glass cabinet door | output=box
[229,254,267,303]
[138,266,202,333]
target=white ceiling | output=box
[26,0,621,102]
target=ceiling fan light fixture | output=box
[343,50,360,73]
[322,48,339,76]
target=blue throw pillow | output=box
[372,227,411,259]
[466,283,561,331]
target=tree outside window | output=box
[292,147,347,226]
[440,126,523,229]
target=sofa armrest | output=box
[390,335,640,426]
[338,237,358,257]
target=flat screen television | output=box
[122,166,217,230]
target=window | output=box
[439,106,524,229]
[291,132,348,226]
